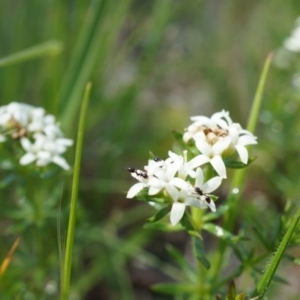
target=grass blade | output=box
[61,82,91,300]
[254,205,300,298]
[0,40,62,68]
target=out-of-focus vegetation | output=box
[1,0,300,299]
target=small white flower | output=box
[19,134,73,170]
[167,168,222,225]
[192,137,231,178]
[227,123,257,164]
[126,168,150,198]
[0,102,73,170]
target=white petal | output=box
[195,139,211,155]
[187,155,210,169]
[170,177,188,189]
[235,145,248,164]
[238,135,257,146]
[210,156,227,178]
[185,197,206,209]
[20,153,36,165]
[20,137,32,152]
[206,199,216,212]
[195,168,204,188]
[202,176,222,194]
[170,202,186,225]
[126,183,145,198]
[148,177,164,195]
[148,186,163,195]
[52,155,70,170]
[166,184,179,202]
[212,137,231,155]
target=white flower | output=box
[0,102,73,170]
[19,134,73,170]
[227,123,257,164]
[166,168,222,225]
[192,137,231,178]
[183,110,257,172]
[284,26,300,53]
[126,168,150,198]
[167,150,198,179]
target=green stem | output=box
[0,40,62,68]
[209,53,273,283]
[254,205,300,298]
[61,82,91,300]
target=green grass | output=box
[1,1,300,299]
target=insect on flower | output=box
[194,187,212,204]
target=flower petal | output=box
[20,137,32,152]
[195,168,204,188]
[206,199,216,212]
[238,135,257,146]
[202,176,222,194]
[195,139,211,155]
[212,137,231,155]
[187,155,210,169]
[235,144,248,164]
[19,153,36,165]
[170,202,186,225]
[170,177,188,189]
[210,155,227,178]
[185,197,206,209]
[166,184,179,202]
[126,183,145,198]
[52,155,70,170]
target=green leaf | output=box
[172,130,188,148]
[192,237,211,270]
[235,292,246,300]
[143,222,181,232]
[224,156,257,169]
[152,283,196,295]
[226,281,236,300]
[147,205,171,223]
[203,224,240,244]
[179,212,199,237]
[0,174,16,189]
[136,192,171,205]
[255,205,300,298]
[202,205,228,222]
[166,244,196,281]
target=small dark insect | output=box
[195,187,211,203]
[127,167,148,179]
[154,156,162,162]
[127,167,135,173]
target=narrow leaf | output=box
[255,205,300,298]
[180,212,199,237]
[147,205,171,223]
[0,238,20,277]
[166,244,196,281]
[203,224,240,244]
[62,82,91,300]
[224,156,257,169]
[192,237,210,270]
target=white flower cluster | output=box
[127,110,257,226]
[127,151,222,225]
[0,102,73,170]
[183,110,257,178]
[283,17,300,53]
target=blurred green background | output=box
[1,0,300,299]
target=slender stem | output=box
[254,206,300,298]
[0,40,62,68]
[209,53,273,282]
[61,82,91,300]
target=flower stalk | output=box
[61,82,91,300]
